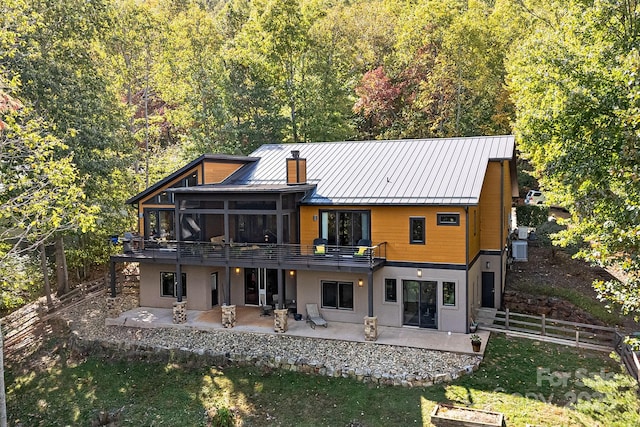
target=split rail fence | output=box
[478,308,618,352]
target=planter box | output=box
[430,404,506,427]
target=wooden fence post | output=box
[575,329,580,347]
[505,308,510,330]
[541,314,546,336]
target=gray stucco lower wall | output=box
[296,266,468,333]
[139,263,226,311]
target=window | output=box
[437,213,460,226]
[146,209,175,240]
[322,281,353,310]
[161,272,187,297]
[443,281,455,306]
[320,210,370,246]
[410,217,425,244]
[384,278,397,303]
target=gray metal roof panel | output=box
[228,136,515,205]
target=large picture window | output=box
[410,217,425,244]
[320,210,370,246]
[161,272,187,297]
[322,281,353,310]
[146,209,175,240]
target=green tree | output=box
[507,0,640,317]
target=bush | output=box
[210,407,235,427]
[516,205,549,227]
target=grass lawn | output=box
[6,333,627,426]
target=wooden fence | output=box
[478,308,618,352]
[616,331,640,381]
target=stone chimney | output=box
[286,150,307,185]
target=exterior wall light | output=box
[235,267,241,274]
[290,270,295,276]
[417,269,422,278]
[358,278,364,287]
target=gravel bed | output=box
[61,296,482,385]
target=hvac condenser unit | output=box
[512,240,528,261]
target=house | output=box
[109,135,517,338]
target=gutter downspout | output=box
[500,161,505,308]
[465,206,469,333]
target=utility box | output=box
[512,240,528,261]
[517,226,529,240]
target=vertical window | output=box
[161,272,187,297]
[474,210,477,236]
[443,281,455,306]
[384,278,397,303]
[410,217,425,244]
[321,281,354,310]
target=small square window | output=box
[384,278,397,303]
[443,281,455,306]
[437,213,460,226]
[410,217,425,244]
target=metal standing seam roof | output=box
[225,135,515,206]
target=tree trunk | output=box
[39,243,53,308]
[0,326,6,427]
[55,236,69,296]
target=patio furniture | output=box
[313,238,328,255]
[306,303,327,329]
[353,238,371,257]
[260,305,272,317]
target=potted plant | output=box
[469,319,478,333]
[470,334,482,352]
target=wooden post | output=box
[541,314,546,336]
[505,308,510,330]
[575,329,580,347]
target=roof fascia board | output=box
[126,154,258,205]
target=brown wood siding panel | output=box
[286,159,307,184]
[203,161,244,184]
[300,205,467,264]
[479,161,503,250]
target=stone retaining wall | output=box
[68,331,479,388]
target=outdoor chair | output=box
[353,239,371,257]
[305,303,328,329]
[313,238,328,255]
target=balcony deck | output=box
[112,240,387,272]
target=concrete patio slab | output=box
[106,306,489,355]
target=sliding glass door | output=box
[403,280,437,328]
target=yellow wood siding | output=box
[203,161,244,184]
[300,205,467,264]
[479,161,506,251]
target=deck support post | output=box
[274,309,288,333]
[109,259,117,297]
[364,316,378,341]
[222,305,236,328]
[367,270,374,317]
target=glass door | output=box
[403,280,437,328]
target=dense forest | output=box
[0,0,639,316]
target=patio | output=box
[105,306,489,355]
